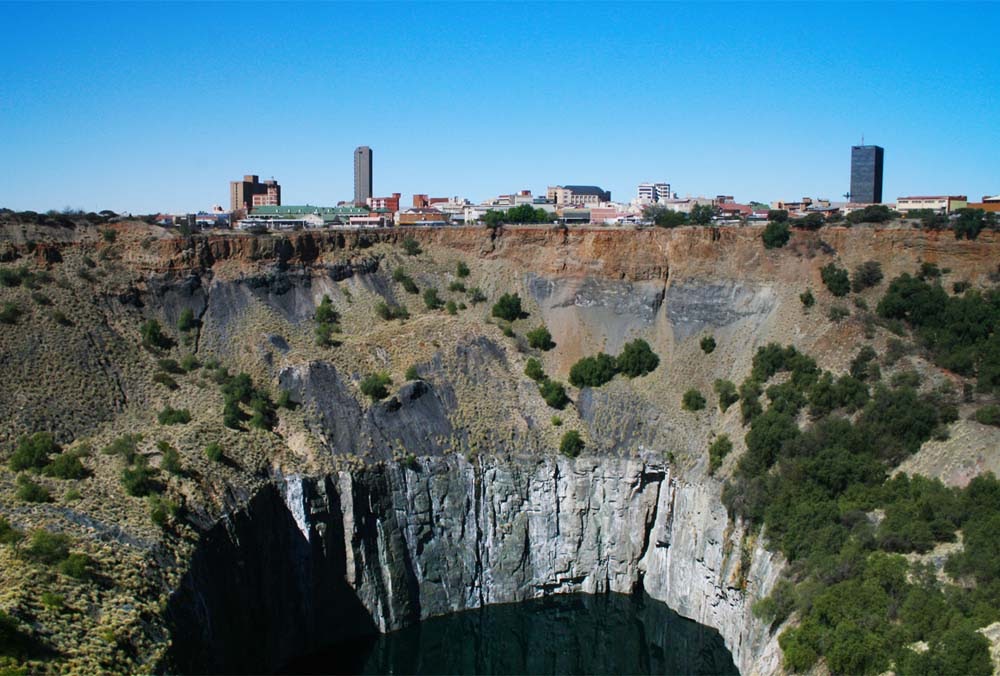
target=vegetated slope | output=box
[0,219,998,674]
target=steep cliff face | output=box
[168,456,781,675]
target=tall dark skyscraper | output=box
[850,145,884,204]
[354,146,372,206]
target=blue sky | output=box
[1,1,998,213]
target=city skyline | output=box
[1,2,998,213]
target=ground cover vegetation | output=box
[720,274,1000,674]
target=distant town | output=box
[119,144,1000,231]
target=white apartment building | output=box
[638,182,672,203]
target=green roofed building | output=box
[238,204,383,230]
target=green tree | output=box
[423,287,443,310]
[762,221,791,249]
[700,335,716,354]
[847,204,896,224]
[569,353,618,388]
[952,208,996,241]
[456,261,470,278]
[708,435,732,474]
[315,295,339,323]
[15,475,51,503]
[140,319,172,350]
[800,289,815,308]
[559,430,584,458]
[539,379,569,409]
[177,308,196,332]
[714,379,739,412]
[682,388,706,411]
[820,263,851,297]
[689,203,716,225]
[767,209,789,223]
[616,339,659,377]
[9,432,59,472]
[524,357,546,382]
[43,453,86,480]
[491,293,523,321]
[360,372,392,401]
[526,325,555,350]
[643,205,688,228]
[975,405,1000,426]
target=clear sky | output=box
[1,1,998,214]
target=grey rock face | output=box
[170,456,781,675]
[666,281,776,341]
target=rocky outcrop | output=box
[168,455,781,675]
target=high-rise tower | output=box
[354,146,372,206]
[850,145,884,204]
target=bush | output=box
[158,441,182,475]
[423,287,443,310]
[404,365,420,381]
[23,530,70,565]
[448,281,466,293]
[708,435,732,474]
[800,289,815,308]
[851,261,884,292]
[828,305,850,322]
[393,268,419,294]
[102,434,141,462]
[762,221,791,249]
[445,300,458,315]
[360,372,392,401]
[315,321,340,347]
[551,416,563,427]
[847,204,895,224]
[16,475,51,503]
[0,268,23,287]
[682,389,706,411]
[177,308,196,332]
[524,357,546,382]
[456,261,470,278]
[491,293,523,322]
[526,326,555,350]
[820,263,851,296]
[9,432,59,472]
[140,319,172,350]
[121,459,157,497]
[569,353,618,388]
[539,379,569,409]
[180,354,200,372]
[714,379,739,412]
[153,372,178,389]
[0,301,21,324]
[43,453,86,480]
[30,291,51,306]
[276,389,294,409]
[559,430,584,458]
[0,516,24,546]
[700,335,716,354]
[149,495,179,528]
[616,339,659,377]
[467,287,487,305]
[401,237,422,256]
[204,442,223,462]
[975,405,1000,427]
[58,552,94,580]
[157,406,191,425]
[314,295,339,323]
[768,209,789,223]
[375,302,409,321]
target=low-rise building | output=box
[237,204,378,230]
[547,185,611,206]
[896,195,968,214]
[368,193,401,213]
[397,207,449,226]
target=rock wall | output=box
[168,455,782,675]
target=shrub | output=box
[423,287,443,310]
[16,475,51,503]
[30,291,51,306]
[360,372,392,401]
[153,372,178,389]
[467,287,486,305]
[800,289,815,308]
[23,530,70,565]
[49,309,72,325]
[491,293,523,321]
[445,300,458,315]
[767,209,789,223]
[315,295,339,324]
[102,434,141,462]
[0,268,23,287]
[708,435,733,474]
[456,261,470,278]
[700,335,716,354]
[180,354,200,372]
[148,495,180,529]
[714,379,739,412]
[847,204,895,224]
[43,453,86,480]
[851,261,884,292]
[501,324,514,338]
[682,389,706,411]
[526,325,555,351]
[140,319,172,350]
[375,301,409,321]
[849,345,881,382]
[953,280,971,294]
[762,221,790,249]
[121,459,157,497]
[393,268,419,294]
[177,308,196,332]
[9,432,59,471]
[315,321,340,347]
[524,358,546,382]
[820,263,850,297]
[204,442,223,462]
[448,281,466,293]
[59,552,94,580]
[0,516,24,546]
[158,441,182,475]
[402,237,422,256]
[569,353,618,388]
[551,416,563,427]
[539,379,569,409]
[276,389,294,409]
[616,339,659,377]
[975,405,1000,427]
[157,406,191,425]
[0,301,21,324]
[918,261,941,280]
[828,305,850,322]
[559,430,584,458]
